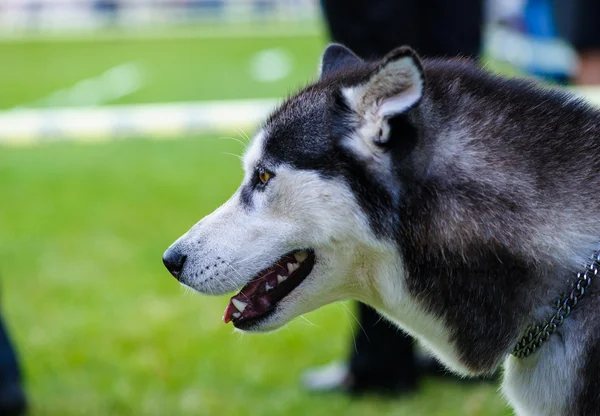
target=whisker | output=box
[217,135,247,148]
[222,262,251,300]
[221,151,244,161]
[236,128,252,144]
[223,261,245,281]
[215,278,228,293]
[339,303,358,354]
[340,302,371,344]
[299,315,318,327]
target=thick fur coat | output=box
[164,45,600,415]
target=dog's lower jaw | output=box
[230,301,299,333]
[231,314,279,332]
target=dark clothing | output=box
[0,314,25,415]
[321,0,482,60]
[349,304,418,392]
[0,316,21,391]
[553,0,600,51]
[320,0,482,391]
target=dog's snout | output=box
[162,247,187,280]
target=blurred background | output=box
[0,0,598,415]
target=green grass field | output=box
[0,28,325,109]
[0,29,511,415]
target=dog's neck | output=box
[503,281,600,416]
[355,248,476,375]
[513,251,600,359]
[356,241,600,378]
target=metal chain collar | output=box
[512,251,600,359]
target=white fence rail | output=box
[0,98,279,144]
[2,87,600,145]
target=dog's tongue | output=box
[223,302,236,324]
[222,276,275,324]
[223,294,274,324]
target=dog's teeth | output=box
[231,299,248,312]
[287,262,299,274]
[265,283,273,291]
[277,275,287,284]
[294,251,308,263]
[232,312,241,318]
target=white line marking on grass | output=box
[18,62,146,109]
[3,86,600,146]
[250,48,293,83]
[0,98,279,145]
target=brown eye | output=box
[258,170,271,185]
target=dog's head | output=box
[163,44,425,331]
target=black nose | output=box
[162,247,187,280]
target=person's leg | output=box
[348,304,417,394]
[313,0,424,394]
[321,0,420,59]
[305,0,483,395]
[0,314,26,416]
[421,0,482,58]
[321,0,482,60]
[301,302,418,394]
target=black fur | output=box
[578,340,600,415]
[320,44,362,78]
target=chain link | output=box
[512,252,600,358]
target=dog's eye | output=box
[258,169,272,185]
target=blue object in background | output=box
[523,0,570,82]
[525,0,557,38]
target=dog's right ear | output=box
[319,44,363,79]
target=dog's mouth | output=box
[223,250,316,327]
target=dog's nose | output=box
[162,247,187,280]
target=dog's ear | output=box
[342,47,424,142]
[319,44,363,79]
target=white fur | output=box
[339,102,395,172]
[172,158,388,323]
[166,52,589,415]
[243,129,266,172]
[169,125,397,327]
[340,54,423,196]
[362,257,471,375]
[379,85,422,116]
[503,319,585,416]
[169,125,467,375]
[342,55,423,119]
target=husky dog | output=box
[163,44,600,415]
